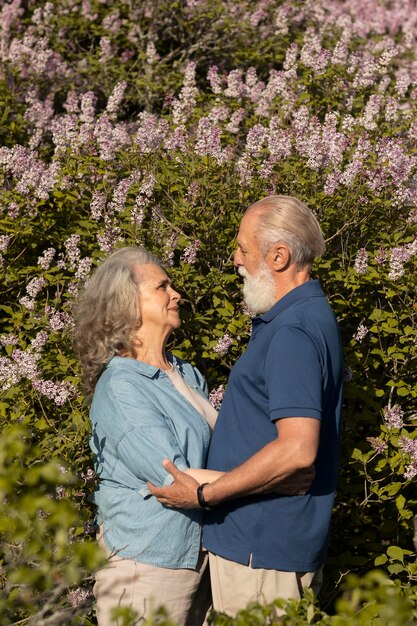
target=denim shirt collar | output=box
[104,352,182,380]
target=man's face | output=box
[234,211,277,315]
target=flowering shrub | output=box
[0,0,417,623]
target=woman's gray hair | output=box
[248,195,326,269]
[73,246,162,397]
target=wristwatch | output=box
[197,482,211,509]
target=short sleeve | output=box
[264,325,323,422]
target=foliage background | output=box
[0,0,416,623]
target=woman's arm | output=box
[184,468,225,484]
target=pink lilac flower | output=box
[12,349,40,380]
[245,67,265,103]
[55,486,66,500]
[38,247,56,270]
[0,356,19,390]
[90,192,106,220]
[300,34,331,74]
[146,40,160,65]
[399,436,417,461]
[102,10,121,35]
[361,94,383,131]
[254,69,290,117]
[283,42,298,71]
[207,65,223,94]
[32,378,76,405]
[75,257,92,282]
[45,306,74,332]
[0,334,18,347]
[366,436,388,454]
[0,235,11,252]
[340,137,372,186]
[26,276,46,298]
[181,240,201,264]
[97,221,121,253]
[213,333,233,356]
[81,468,96,482]
[388,244,412,280]
[224,69,245,98]
[99,37,114,63]
[164,232,179,267]
[94,115,128,160]
[185,181,199,205]
[385,97,399,122]
[209,385,225,410]
[274,5,289,36]
[19,296,35,310]
[135,112,168,154]
[395,69,411,97]
[67,587,93,608]
[225,109,245,134]
[245,124,267,155]
[354,248,369,274]
[80,92,97,124]
[31,331,48,351]
[374,247,387,264]
[63,91,79,114]
[236,154,254,186]
[332,39,349,65]
[353,324,369,342]
[64,234,81,269]
[106,81,127,119]
[108,177,133,214]
[7,202,20,218]
[383,404,404,430]
[172,62,198,125]
[194,118,223,163]
[67,282,79,298]
[164,126,187,152]
[404,462,417,480]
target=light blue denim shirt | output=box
[89,353,211,569]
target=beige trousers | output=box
[94,528,211,626]
[209,552,323,617]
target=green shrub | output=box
[0,0,416,622]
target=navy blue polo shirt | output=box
[203,280,343,572]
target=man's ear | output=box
[270,242,291,270]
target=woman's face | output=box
[135,263,181,336]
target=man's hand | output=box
[147,460,200,509]
[270,465,315,496]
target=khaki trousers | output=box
[94,527,211,626]
[209,552,323,617]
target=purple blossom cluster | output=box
[67,587,93,608]
[213,333,233,357]
[181,240,201,265]
[209,384,225,410]
[353,324,369,342]
[354,249,369,274]
[383,404,404,430]
[366,436,388,455]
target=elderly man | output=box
[149,195,344,615]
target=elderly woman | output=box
[74,247,221,626]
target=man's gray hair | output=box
[248,195,326,269]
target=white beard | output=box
[239,263,277,315]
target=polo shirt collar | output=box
[255,279,324,323]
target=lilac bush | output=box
[0,0,417,623]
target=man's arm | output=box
[148,416,320,509]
